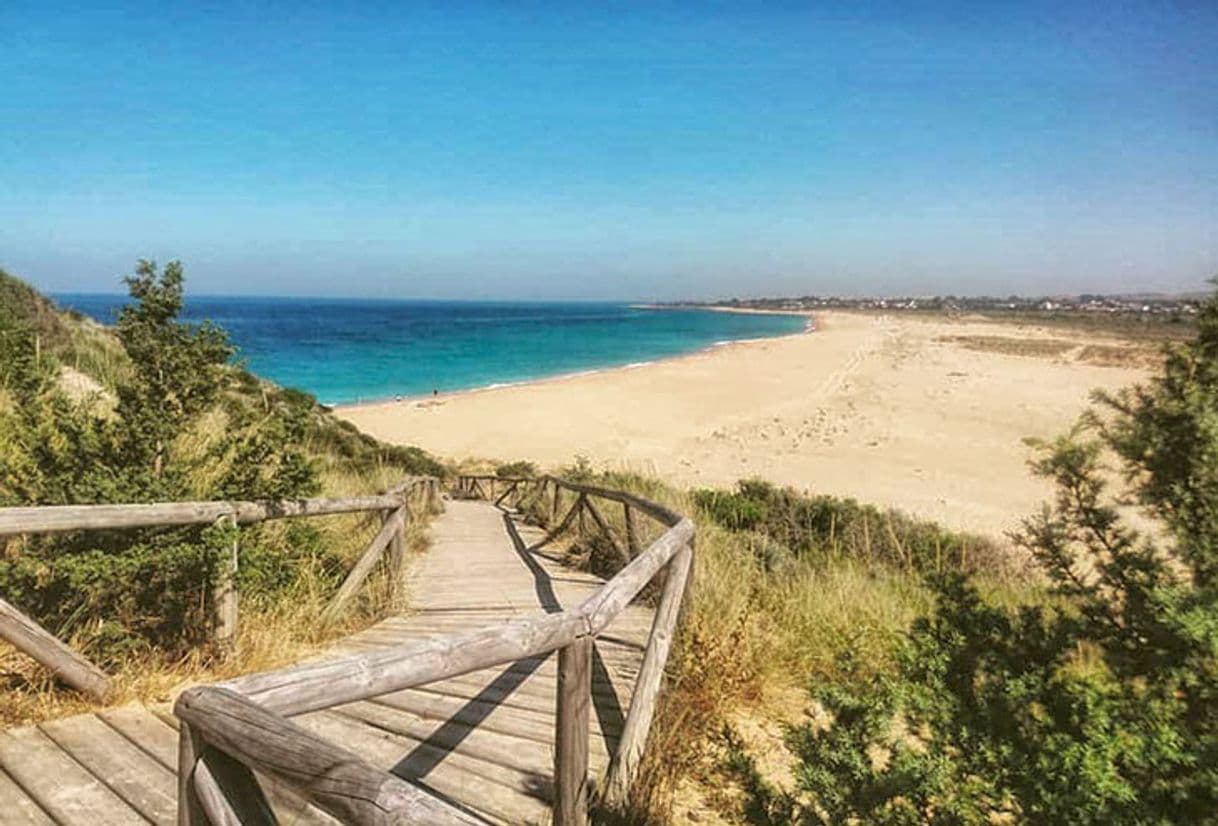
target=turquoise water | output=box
[55,296,807,405]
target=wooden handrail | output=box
[0,486,434,537]
[460,474,684,527]
[0,476,441,700]
[176,686,480,825]
[218,517,694,713]
[180,474,694,824]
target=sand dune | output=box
[339,312,1149,538]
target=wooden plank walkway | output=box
[0,498,655,825]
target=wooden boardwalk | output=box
[0,499,656,825]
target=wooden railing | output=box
[174,474,694,825]
[0,476,441,703]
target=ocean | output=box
[54,295,808,406]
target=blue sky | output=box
[2,2,1216,300]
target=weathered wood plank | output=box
[0,768,55,825]
[369,689,613,760]
[336,699,562,781]
[0,597,111,701]
[554,637,592,826]
[299,708,550,824]
[0,726,143,824]
[41,713,177,825]
[99,705,179,769]
[0,487,687,826]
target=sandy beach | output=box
[339,312,1151,538]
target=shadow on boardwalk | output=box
[0,498,654,825]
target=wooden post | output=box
[624,503,640,557]
[195,747,276,825]
[322,505,406,624]
[577,498,587,537]
[178,722,207,825]
[388,507,407,601]
[602,542,694,806]
[584,497,629,565]
[554,636,592,825]
[213,514,238,655]
[550,482,561,525]
[494,481,518,509]
[0,597,111,701]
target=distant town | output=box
[688,292,1204,318]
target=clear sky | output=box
[2,2,1216,300]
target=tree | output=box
[0,262,324,660]
[733,287,1218,823]
[115,259,233,494]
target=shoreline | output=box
[338,310,1148,538]
[630,302,816,321]
[331,318,815,411]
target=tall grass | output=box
[514,469,1025,823]
[0,463,438,726]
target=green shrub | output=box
[0,262,323,661]
[727,285,1218,824]
[495,460,537,478]
[694,479,1004,576]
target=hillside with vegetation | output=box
[0,262,444,722]
[5,263,1217,823]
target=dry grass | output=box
[938,333,1163,369]
[511,472,947,824]
[938,334,1079,359]
[619,518,932,824]
[0,466,438,727]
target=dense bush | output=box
[495,460,537,478]
[728,288,1218,823]
[0,262,330,661]
[694,479,1004,576]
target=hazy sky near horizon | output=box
[2,2,1216,301]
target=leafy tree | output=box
[114,259,233,496]
[732,287,1218,823]
[0,261,326,661]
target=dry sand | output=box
[338,312,1151,538]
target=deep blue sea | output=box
[54,296,807,406]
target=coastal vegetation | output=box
[494,287,1218,824]
[706,293,1201,338]
[4,262,1215,822]
[0,263,442,723]
[512,467,1018,823]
